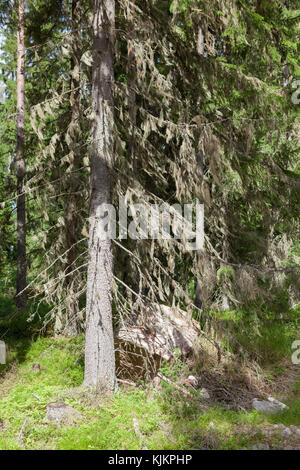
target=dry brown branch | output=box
[17,418,28,447]
[157,372,192,398]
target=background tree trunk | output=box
[84,0,116,391]
[16,0,26,311]
[221,203,231,311]
[127,0,137,175]
[63,0,82,336]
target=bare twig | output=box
[17,418,28,447]
[32,394,41,401]
[157,372,192,397]
[117,378,138,387]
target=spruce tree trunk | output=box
[16,0,26,311]
[84,0,116,391]
[127,0,137,174]
[63,0,81,336]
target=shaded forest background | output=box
[0,0,299,379]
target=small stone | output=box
[252,397,288,414]
[295,429,300,437]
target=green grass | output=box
[268,380,300,427]
[0,297,300,450]
[0,335,299,450]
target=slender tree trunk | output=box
[16,0,26,311]
[63,0,82,336]
[127,0,137,174]
[84,0,116,391]
[125,0,140,297]
[195,273,202,309]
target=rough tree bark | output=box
[16,0,26,311]
[84,0,117,391]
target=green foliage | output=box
[217,267,234,283]
[214,305,300,365]
[159,348,188,381]
[0,297,52,338]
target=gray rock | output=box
[268,396,288,408]
[252,397,288,414]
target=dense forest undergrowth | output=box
[1,297,300,450]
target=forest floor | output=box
[0,301,300,450]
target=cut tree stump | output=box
[46,401,82,425]
[115,304,201,379]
